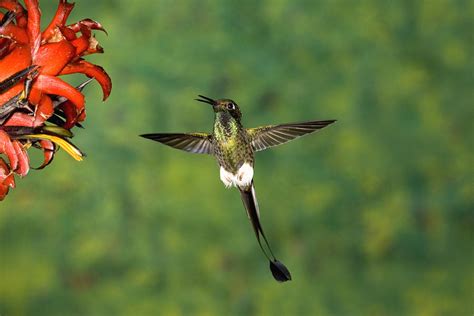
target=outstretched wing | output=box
[140,133,213,154]
[247,120,336,152]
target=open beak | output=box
[195,94,216,106]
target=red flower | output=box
[0,0,112,200]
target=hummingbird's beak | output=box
[195,95,216,106]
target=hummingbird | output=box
[140,95,336,282]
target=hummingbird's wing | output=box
[140,133,213,154]
[247,120,336,152]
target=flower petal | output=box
[57,100,79,128]
[4,112,35,127]
[0,1,26,27]
[0,24,29,44]
[33,74,85,112]
[32,139,55,169]
[33,94,53,125]
[41,0,75,41]
[0,37,13,59]
[0,157,15,201]
[34,41,75,75]
[60,60,112,100]
[11,139,29,176]
[24,0,41,57]
[68,18,107,34]
[0,129,18,170]
[0,44,32,81]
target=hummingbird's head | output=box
[195,95,242,121]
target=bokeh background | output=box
[1,0,473,315]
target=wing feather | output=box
[140,133,213,154]
[248,120,336,152]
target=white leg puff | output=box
[236,163,254,187]
[219,163,254,188]
[220,166,235,188]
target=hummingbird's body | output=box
[141,95,336,282]
[212,109,254,188]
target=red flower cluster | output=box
[0,0,111,200]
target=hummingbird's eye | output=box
[227,103,235,110]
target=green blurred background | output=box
[1,0,473,315]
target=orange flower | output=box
[0,0,112,200]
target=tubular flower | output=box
[0,0,112,200]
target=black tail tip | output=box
[269,260,292,282]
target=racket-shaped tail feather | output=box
[239,182,292,282]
